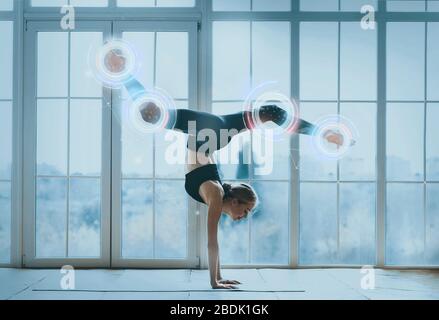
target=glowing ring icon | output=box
[242,82,299,141]
[89,39,139,89]
[124,88,177,135]
[311,115,358,160]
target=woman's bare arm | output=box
[217,253,221,281]
[207,196,222,288]
[201,182,237,289]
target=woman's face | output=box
[228,200,256,221]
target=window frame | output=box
[0,0,22,268]
[22,20,113,268]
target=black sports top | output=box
[185,164,223,204]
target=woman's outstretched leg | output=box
[123,75,345,148]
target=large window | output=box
[0,20,13,264]
[212,21,291,265]
[299,21,377,265]
[386,22,439,266]
[120,29,190,260]
[34,30,105,258]
[0,0,14,267]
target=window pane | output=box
[253,135,290,181]
[155,181,187,259]
[300,183,337,265]
[0,182,11,263]
[252,22,291,97]
[70,32,103,98]
[155,101,188,179]
[121,32,155,100]
[33,0,109,6]
[156,0,195,7]
[122,123,153,178]
[68,178,101,257]
[32,0,67,7]
[213,22,250,101]
[37,32,68,97]
[387,0,426,11]
[0,102,12,180]
[301,0,339,11]
[219,211,249,265]
[428,0,439,11]
[118,0,156,7]
[70,0,108,6]
[427,104,439,180]
[0,0,13,10]
[387,23,425,101]
[70,99,102,176]
[426,184,439,265]
[122,180,153,258]
[212,0,251,11]
[37,99,68,176]
[387,103,424,181]
[340,103,376,181]
[340,22,377,101]
[386,183,424,265]
[156,32,188,100]
[118,0,194,6]
[251,182,289,265]
[339,183,376,265]
[36,178,67,258]
[300,22,338,100]
[155,132,187,179]
[427,23,439,101]
[252,0,291,11]
[341,0,378,11]
[0,21,13,99]
[300,103,338,181]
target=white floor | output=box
[1,268,439,300]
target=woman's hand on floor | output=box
[211,281,238,290]
[218,279,242,285]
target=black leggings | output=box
[125,77,316,153]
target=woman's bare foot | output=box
[139,102,162,124]
[324,130,345,146]
[104,49,127,74]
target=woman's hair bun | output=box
[222,183,232,197]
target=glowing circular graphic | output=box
[121,88,177,136]
[311,115,358,160]
[89,39,140,89]
[242,82,299,141]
